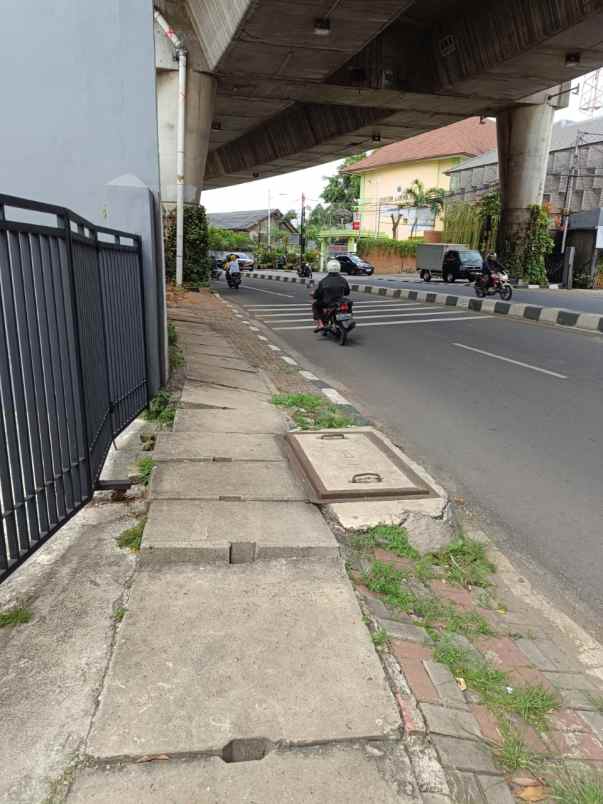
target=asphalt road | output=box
[254,269,603,315]
[221,275,603,637]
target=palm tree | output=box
[403,180,446,237]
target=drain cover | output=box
[286,428,435,502]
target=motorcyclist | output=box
[225,253,241,285]
[312,258,350,332]
[481,252,504,289]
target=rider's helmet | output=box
[486,252,497,262]
[326,258,341,273]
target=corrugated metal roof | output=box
[447,116,603,174]
[207,209,270,229]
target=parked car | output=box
[416,243,482,282]
[333,254,375,276]
[210,251,255,270]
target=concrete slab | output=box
[185,364,269,393]
[150,461,308,501]
[68,743,420,803]
[180,383,272,408]
[87,561,400,757]
[181,342,245,359]
[140,500,338,563]
[174,407,286,434]
[154,432,286,462]
[185,353,255,372]
[328,498,448,530]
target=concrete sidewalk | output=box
[65,299,425,802]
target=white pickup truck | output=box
[416,243,483,283]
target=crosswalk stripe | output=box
[256,310,469,324]
[254,305,434,318]
[273,315,489,331]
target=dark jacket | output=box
[314,273,350,306]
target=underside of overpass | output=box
[156,0,603,192]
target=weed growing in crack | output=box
[137,457,155,486]
[114,607,127,623]
[272,393,356,430]
[364,560,492,637]
[117,518,146,552]
[495,726,540,772]
[142,390,176,428]
[549,765,603,804]
[0,606,32,628]
[371,628,390,648]
[587,693,603,715]
[433,638,558,729]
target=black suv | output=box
[334,254,375,276]
[440,249,483,282]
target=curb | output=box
[246,272,603,335]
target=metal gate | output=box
[0,194,149,583]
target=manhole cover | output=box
[286,428,436,502]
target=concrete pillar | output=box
[157,69,217,204]
[496,102,554,252]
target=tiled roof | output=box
[344,117,497,174]
[207,208,297,233]
[446,116,603,174]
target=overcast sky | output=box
[200,76,595,217]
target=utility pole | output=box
[267,188,271,251]
[299,192,306,271]
[561,132,581,254]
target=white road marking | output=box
[257,335,268,341]
[453,343,568,379]
[299,370,320,381]
[244,301,414,310]
[255,305,434,318]
[240,286,294,298]
[249,326,259,331]
[262,310,469,324]
[281,355,298,365]
[268,344,281,351]
[274,316,490,331]
[322,388,351,406]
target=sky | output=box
[200,75,597,217]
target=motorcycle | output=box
[297,262,312,279]
[475,270,512,301]
[319,299,356,346]
[226,270,241,290]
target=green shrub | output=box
[164,205,212,287]
[357,238,417,259]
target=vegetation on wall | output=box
[207,226,253,252]
[164,205,212,286]
[443,190,500,252]
[500,204,553,285]
[357,237,417,259]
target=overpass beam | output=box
[496,102,554,256]
[157,68,217,205]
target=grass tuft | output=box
[587,694,603,714]
[364,561,492,637]
[114,607,127,623]
[371,628,389,648]
[142,389,176,428]
[117,518,146,552]
[137,457,155,486]
[428,536,495,588]
[549,766,603,804]
[363,524,419,560]
[495,726,539,772]
[272,392,356,430]
[0,606,32,628]
[433,638,558,728]
[168,322,185,369]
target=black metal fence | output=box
[0,194,148,583]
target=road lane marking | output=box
[452,343,568,379]
[322,388,351,406]
[257,335,268,341]
[274,316,489,331]
[281,355,298,365]
[268,344,281,351]
[249,326,259,331]
[240,286,294,298]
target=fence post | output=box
[136,234,151,407]
[62,211,94,499]
[95,228,117,440]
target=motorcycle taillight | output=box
[339,303,349,312]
